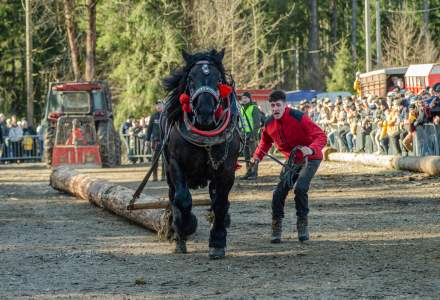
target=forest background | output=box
[1,0,439,125]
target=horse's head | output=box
[182,49,225,129]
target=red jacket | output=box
[253,107,327,161]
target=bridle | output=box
[177,58,234,138]
[187,60,221,118]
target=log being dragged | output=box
[49,166,171,235]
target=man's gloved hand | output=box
[249,157,260,166]
[298,146,314,157]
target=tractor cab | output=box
[51,116,101,167]
[43,81,121,168]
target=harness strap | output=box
[127,123,174,210]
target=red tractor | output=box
[43,81,121,167]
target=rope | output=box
[279,146,306,190]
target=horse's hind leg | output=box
[168,160,197,253]
[208,176,234,259]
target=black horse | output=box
[161,49,240,259]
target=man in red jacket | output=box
[251,90,327,243]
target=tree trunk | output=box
[295,38,300,89]
[351,0,358,60]
[251,2,259,86]
[365,0,372,72]
[423,0,430,36]
[309,0,322,90]
[63,0,81,81]
[331,0,337,44]
[375,0,382,68]
[25,0,33,126]
[49,167,167,233]
[85,0,97,81]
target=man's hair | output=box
[269,90,286,102]
[242,92,252,99]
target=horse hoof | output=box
[208,247,225,259]
[183,213,198,236]
[174,240,187,254]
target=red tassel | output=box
[214,106,223,119]
[218,84,232,99]
[179,93,191,113]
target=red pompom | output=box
[214,106,223,120]
[179,93,191,113]
[218,84,232,99]
[235,162,242,171]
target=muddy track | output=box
[1,161,440,299]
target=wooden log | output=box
[393,156,440,176]
[326,152,440,175]
[49,166,169,234]
[327,152,395,169]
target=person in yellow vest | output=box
[240,92,261,180]
[353,71,362,98]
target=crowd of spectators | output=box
[120,115,152,163]
[295,85,440,156]
[120,86,440,164]
[0,113,44,163]
[5,84,439,165]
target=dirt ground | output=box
[1,160,440,299]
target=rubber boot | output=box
[271,218,282,244]
[297,216,309,242]
[240,163,251,180]
[247,164,258,180]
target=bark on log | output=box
[393,156,440,176]
[49,167,169,234]
[328,152,395,169]
[326,152,440,176]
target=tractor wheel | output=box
[44,127,55,168]
[97,121,120,167]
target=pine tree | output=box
[325,40,355,92]
[96,1,184,125]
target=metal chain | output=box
[206,142,230,170]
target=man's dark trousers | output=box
[272,159,321,218]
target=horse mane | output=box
[162,49,228,122]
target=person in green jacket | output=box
[240,92,261,180]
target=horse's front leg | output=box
[209,174,234,259]
[168,159,197,254]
